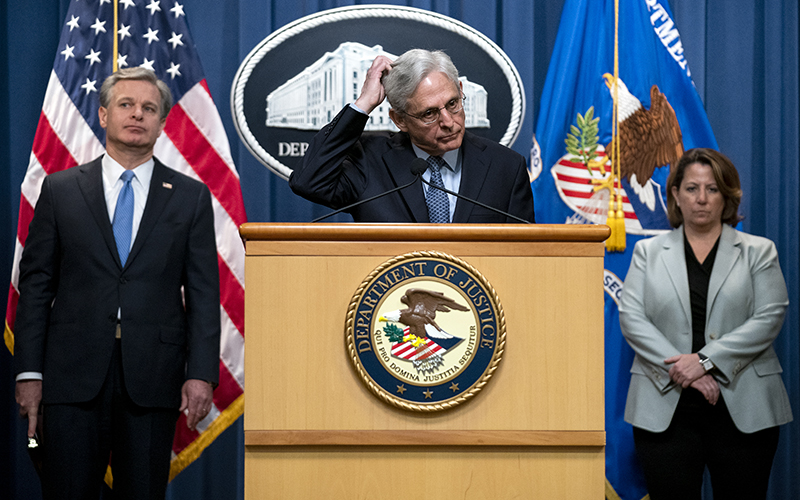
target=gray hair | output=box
[382,49,460,113]
[99,67,173,120]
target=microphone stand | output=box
[419,177,532,224]
[310,157,531,224]
[311,174,422,223]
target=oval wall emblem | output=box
[231,5,525,179]
[346,252,505,412]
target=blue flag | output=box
[531,1,717,498]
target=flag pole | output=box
[112,0,118,72]
[606,0,626,252]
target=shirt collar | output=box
[102,154,155,189]
[411,144,460,173]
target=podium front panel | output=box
[242,224,607,499]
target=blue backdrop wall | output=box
[2,1,797,499]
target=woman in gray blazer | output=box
[619,148,792,499]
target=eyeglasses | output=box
[401,95,465,125]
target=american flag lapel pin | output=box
[162,182,173,189]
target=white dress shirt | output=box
[102,154,154,249]
[412,144,462,222]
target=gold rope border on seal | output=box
[345,251,506,412]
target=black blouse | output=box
[679,231,721,408]
[684,231,721,353]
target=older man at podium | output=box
[289,49,535,224]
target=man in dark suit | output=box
[14,68,220,499]
[289,49,535,223]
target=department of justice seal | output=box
[346,252,505,412]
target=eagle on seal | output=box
[379,288,469,340]
[602,73,684,186]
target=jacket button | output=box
[120,277,127,284]
[709,333,718,340]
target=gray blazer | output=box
[619,225,792,433]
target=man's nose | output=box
[438,108,455,127]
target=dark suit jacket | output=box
[14,156,220,409]
[289,106,535,223]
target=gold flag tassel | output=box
[605,193,618,251]
[605,0,626,252]
[613,183,626,251]
[605,91,621,252]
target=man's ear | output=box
[389,109,408,132]
[98,107,108,129]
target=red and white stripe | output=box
[391,338,447,361]
[6,70,104,340]
[550,149,644,232]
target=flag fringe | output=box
[169,393,245,481]
[5,320,14,355]
[102,393,245,488]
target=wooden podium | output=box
[240,223,608,499]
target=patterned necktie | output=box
[425,155,450,223]
[113,170,135,266]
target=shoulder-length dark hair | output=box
[666,148,742,228]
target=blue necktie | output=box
[113,170,135,266]
[425,156,450,223]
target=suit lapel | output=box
[382,131,492,223]
[76,157,122,268]
[660,227,692,325]
[126,158,175,267]
[383,134,428,223]
[706,225,740,317]
[452,132,490,223]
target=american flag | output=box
[4,0,246,482]
[391,339,447,362]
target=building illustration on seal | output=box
[266,42,491,131]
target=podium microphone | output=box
[311,158,428,223]
[409,157,429,177]
[419,175,532,224]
